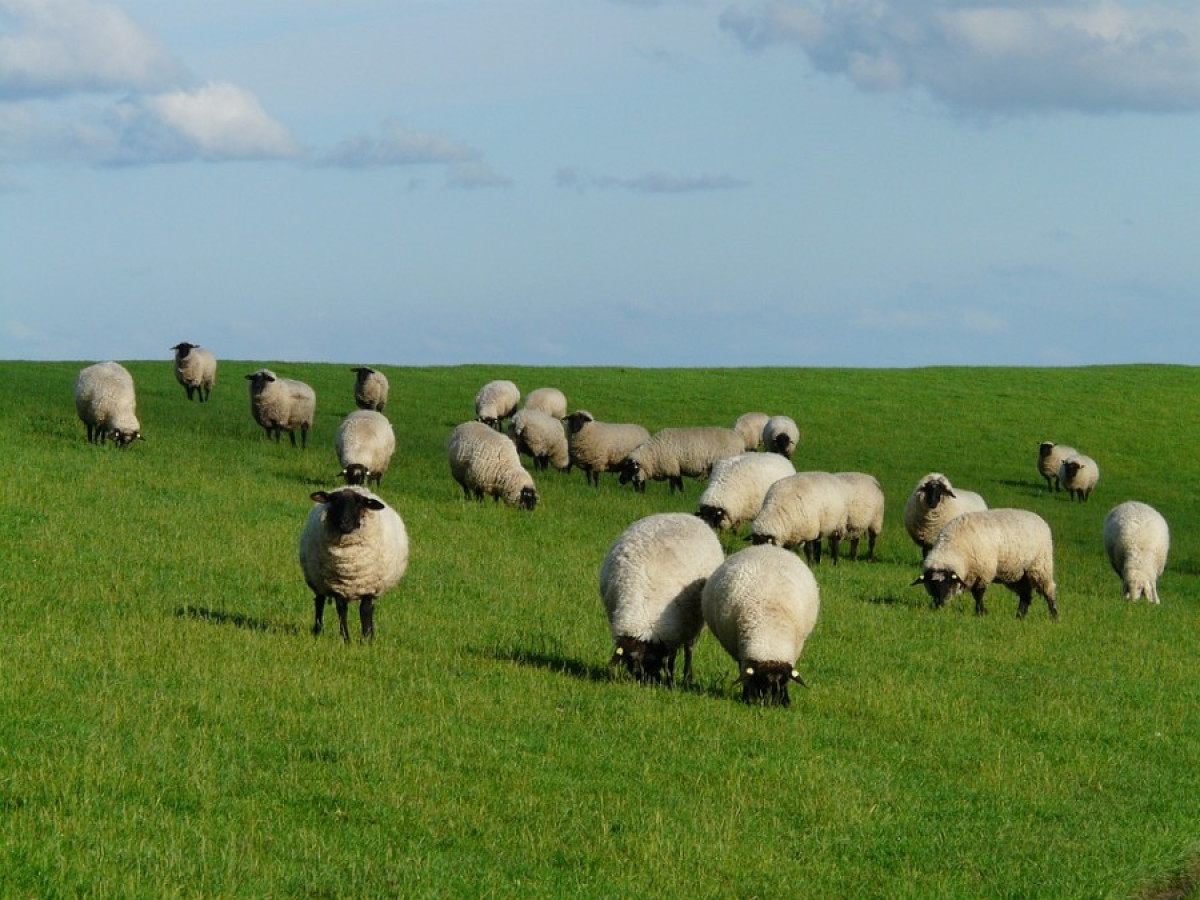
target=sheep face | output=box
[610,636,674,684]
[919,479,955,510]
[618,459,646,491]
[565,411,593,434]
[913,569,965,607]
[108,426,143,448]
[171,342,197,360]
[750,532,778,547]
[1038,442,1055,461]
[697,505,731,531]
[517,486,538,510]
[245,370,276,392]
[312,489,385,536]
[737,662,804,707]
[341,464,370,486]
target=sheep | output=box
[508,407,569,472]
[834,471,886,561]
[73,361,142,447]
[600,512,725,686]
[701,544,820,706]
[336,409,396,488]
[1058,453,1099,502]
[733,412,770,451]
[1103,501,1169,603]
[750,471,849,564]
[299,486,409,641]
[619,426,745,494]
[474,379,520,430]
[523,387,567,420]
[564,411,650,487]
[1037,441,1076,492]
[245,369,316,449]
[446,421,538,509]
[912,508,1058,618]
[170,342,216,402]
[351,366,389,412]
[762,415,800,458]
[697,452,796,532]
[902,473,988,557]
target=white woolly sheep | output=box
[1103,501,1169,603]
[697,452,796,532]
[351,366,389,412]
[834,471,886,561]
[1037,441,1076,492]
[912,508,1058,618]
[750,471,849,564]
[902,472,988,557]
[564,411,651,487]
[299,486,409,640]
[701,544,820,706]
[336,409,396,488]
[74,361,142,447]
[523,387,568,420]
[600,512,725,686]
[1058,453,1099,502]
[245,369,316,449]
[762,415,800,458]
[170,342,216,402]
[619,426,745,494]
[733,412,770,451]
[474,379,520,430]
[508,407,569,472]
[447,421,538,509]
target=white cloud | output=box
[320,119,479,168]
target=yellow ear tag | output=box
[615,646,624,656]
[744,666,754,676]
[792,670,800,678]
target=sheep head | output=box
[312,488,385,536]
[610,636,674,684]
[919,477,954,509]
[340,464,370,486]
[697,504,730,531]
[737,662,804,707]
[912,568,965,607]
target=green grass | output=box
[0,360,1197,897]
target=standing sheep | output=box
[1103,501,1169,603]
[351,366,389,412]
[702,544,820,706]
[74,361,142,447]
[762,415,800,458]
[697,452,796,532]
[1037,441,1076,492]
[523,387,568,420]
[474,379,520,430]
[447,421,538,509]
[619,426,745,494]
[336,409,396,488]
[750,471,849,565]
[733,412,770,451]
[912,508,1058,619]
[246,369,316,449]
[834,471,886,561]
[299,486,409,641]
[170,342,217,402]
[1058,453,1099,502]
[508,408,569,472]
[903,473,988,557]
[600,512,725,686]
[564,411,650,487]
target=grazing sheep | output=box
[564,411,651,487]
[508,407,569,472]
[762,415,800,458]
[1103,501,1169,603]
[74,361,143,447]
[619,426,745,493]
[351,366,389,412]
[834,471,885,561]
[903,473,988,557]
[1037,441,1076,492]
[523,387,568,420]
[751,471,849,564]
[245,369,316,449]
[336,409,396,488]
[733,412,770,451]
[702,544,820,706]
[1058,453,1099,502]
[299,486,409,641]
[912,508,1058,618]
[170,342,216,402]
[474,379,520,430]
[600,512,725,686]
[446,421,538,509]
[697,452,796,532]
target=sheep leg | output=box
[829,535,841,566]
[847,537,860,562]
[359,595,376,640]
[312,595,326,636]
[682,644,694,686]
[811,540,823,565]
[972,586,988,616]
[334,597,351,642]
[867,532,877,561]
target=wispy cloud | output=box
[720,1,1200,115]
[557,167,749,193]
[320,120,478,168]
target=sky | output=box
[2,0,1199,368]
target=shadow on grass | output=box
[176,605,304,636]
[1136,854,1200,900]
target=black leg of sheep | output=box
[360,595,376,640]
[313,595,326,636]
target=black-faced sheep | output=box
[171,342,216,402]
[619,427,745,494]
[564,411,650,487]
[902,472,988,557]
[1037,441,1076,492]
[1058,454,1099,502]
[474,379,520,430]
[446,421,538,509]
[74,361,142,447]
[697,452,796,532]
[351,366,389,412]
[762,415,800,458]
[508,408,569,472]
[246,369,316,449]
[336,409,395,488]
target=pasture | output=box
[0,360,1197,896]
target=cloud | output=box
[557,167,749,193]
[720,1,1200,115]
[320,119,478,168]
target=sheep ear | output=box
[609,647,624,666]
[311,491,330,504]
[791,669,807,687]
[364,498,385,511]
[910,575,926,586]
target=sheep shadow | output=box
[176,604,304,636]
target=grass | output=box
[0,359,1197,896]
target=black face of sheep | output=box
[697,505,729,530]
[912,569,965,608]
[518,486,538,510]
[618,459,645,491]
[750,532,778,547]
[171,342,197,359]
[610,637,678,685]
[564,411,592,434]
[737,662,805,707]
[341,464,370,486]
[245,370,276,391]
[920,480,954,509]
[313,489,385,535]
[109,427,143,448]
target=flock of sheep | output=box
[71,353,1172,705]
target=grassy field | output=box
[0,360,1197,897]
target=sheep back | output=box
[1103,501,1169,603]
[1037,442,1076,491]
[474,379,520,428]
[352,366,389,412]
[447,421,538,509]
[523,387,568,419]
[171,343,217,401]
[622,426,745,493]
[74,361,141,446]
[697,452,796,531]
[1058,453,1099,502]
[750,471,849,562]
[336,409,396,486]
[565,411,650,486]
[762,415,800,458]
[509,408,569,471]
[903,472,988,554]
[733,412,770,451]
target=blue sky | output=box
[2,0,1198,367]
